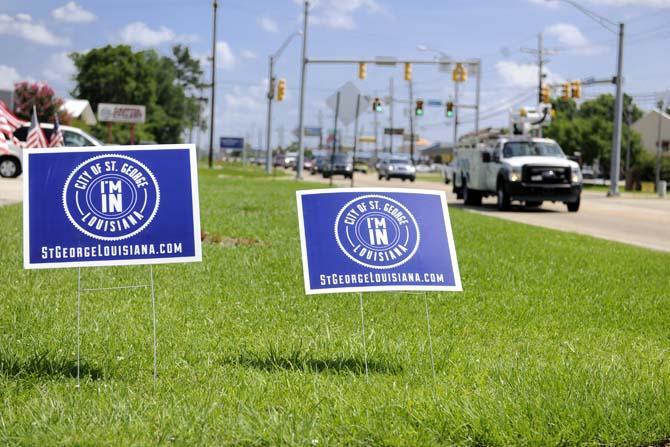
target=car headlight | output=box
[508,167,522,182]
[346,164,353,170]
[388,166,394,172]
[408,166,416,173]
[571,166,582,183]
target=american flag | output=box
[0,101,25,130]
[0,101,27,152]
[26,106,47,149]
[49,114,64,147]
[0,127,8,155]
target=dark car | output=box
[322,153,353,179]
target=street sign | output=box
[427,99,443,107]
[298,126,322,137]
[97,103,146,124]
[220,137,244,149]
[326,81,369,126]
[296,188,461,294]
[358,135,377,143]
[23,144,201,269]
[384,127,405,135]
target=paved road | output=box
[0,178,21,207]
[297,170,670,253]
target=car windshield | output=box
[332,154,351,162]
[390,158,410,164]
[502,141,565,158]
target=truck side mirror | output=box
[481,152,491,163]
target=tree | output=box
[70,45,195,144]
[13,81,71,124]
[545,93,644,174]
[171,45,207,142]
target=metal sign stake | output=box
[358,291,369,382]
[76,267,81,389]
[423,292,436,380]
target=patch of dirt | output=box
[201,231,265,247]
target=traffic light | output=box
[277,79,286,101]
[561,82,570,100]
[452,63,468,82]
[404,62,412,81]
[446,101,454,118]
[415,99,424,116]
[358,62,367,80]
[372,97,382,112]
[540,84,550,103]
[570,80,581,99]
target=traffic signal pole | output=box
[408,78,415,163]
[453,80,459,148]
[389,77,394,153]
[265,55,275,174]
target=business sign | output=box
[219,137,244,149]
[296,188,461,294]
[304,127,322,137]
[23,144,201,269]
[97,103,146,124]
[384,127,405,136]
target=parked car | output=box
[377,157,416,182]
[322,153,353,179]
[354,160,368,173]
[0,123,102,178]
[311,155,328,174]
[13,122,102,148]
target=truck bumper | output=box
[507,182,581,203]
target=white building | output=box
[632,109,670,156]
[60,99,97,125]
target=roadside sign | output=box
[220,137,244,149]
[296,188,461,294]
[384,127,405,135]
[97,103,146,124]
[304,126,322,137]
[326,81,369,126]
[23,144,201,269]
[358,135,377,143]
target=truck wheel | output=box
[463,182,481,206]
[496,181,511,211]
[567,197,580,212]
[0,157,21,178]
[378,174,383,180]
[454,175,463,199]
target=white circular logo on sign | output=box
[62,154,160,241]
[334,194,420,269]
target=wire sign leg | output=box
[358,292,369,382]
[149,265,157,384]
[76,267,81,389]
[423,292,436,380]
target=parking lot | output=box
[300,170,670,253]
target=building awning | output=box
[61,99,97,125]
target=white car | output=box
[0,123,102,178]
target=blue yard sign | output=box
[23,144,201,269]
[296,188,461,294]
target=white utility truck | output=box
[452,107,583,212]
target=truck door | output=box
[486,143,503,191]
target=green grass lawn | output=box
[2,165,670,446]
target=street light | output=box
[547,0,624,197]
[265,31,302,175]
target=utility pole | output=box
[408,79,415,163]
[608,22,625,196]
[207,0,218,168]
[474,59,481,142]
[389,77,394,154]
[295,0,309,180]
[373,102,379,158]
[521,33,559,138]
[318,109,323,150]
[656,99,664,191]
[452,80,459,147]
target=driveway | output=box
[0,177,22,207]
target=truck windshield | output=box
[390,158,410,164]
[503,141,565,158]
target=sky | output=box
[1,0,669,149]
